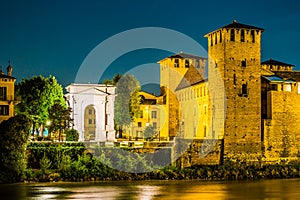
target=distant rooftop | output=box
[274,71,300,82]
[205,20,264,36]
[262,75,295,83]
[222,20,264,30]
[261,59,294,67]
[158,52,206,63]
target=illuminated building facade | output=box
[0,64,16,122]
[65,83,116,142]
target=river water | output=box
[0,179,299,200]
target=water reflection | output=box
[0,179,299,200]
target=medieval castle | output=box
[157,20,300,164]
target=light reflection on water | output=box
[0,179,299,200]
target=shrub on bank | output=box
[23,142,300,182]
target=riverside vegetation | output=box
[23,142,300,182]
[0,115,299,183]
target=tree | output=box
[114,74,141,138]
[144,125,157,141]
[48,100,72,141]
[102,73,122,85]
[0,115,32,183]
[15,75,66,136]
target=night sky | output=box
[0,0,299,92]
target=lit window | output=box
[174,59,179,68]
[185,59,190,68]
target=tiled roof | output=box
[139,91,157,100]
[222,20,264,30]
[167,53,206,60]
[176,65,206,91]
[0,74,16,79]
[274,71,300,82]
[263,75,296,83]
[261,59,294,67]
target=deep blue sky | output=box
[0,0,300,90]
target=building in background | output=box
[65,84,116,142]
[0,64,16,122]
[124,91,167,141]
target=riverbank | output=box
[23,160,300,183]
[21,142,300,183]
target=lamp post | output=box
[72,95,77,129]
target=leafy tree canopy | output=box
[15,75,66,125]
[114,74,141,127]
[102,73,122,85]
[48,100,72,140]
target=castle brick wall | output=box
[263,91,300,161]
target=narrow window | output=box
[204,125,207,137]
[174,59,179,68]
[219,31,222,43]
[251,30,255,43]
[89,109,93,115]
[210,34,213,46]
[88,119,93,124]
[153,122,157,129]
[241,59,246,67]
[215,33,217,44]
[242,84,248,95]
[230,29,235,41]
[195,60,199,68]
[138,122,142,127]
[0,87,7,100]
[233,74,236,85]
[0,105,9,115]
[185,59,189,68]
[151,111,157,119]
[241,29,245,42]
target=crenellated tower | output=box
[205,20,264,161]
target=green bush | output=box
[0,115,31,183]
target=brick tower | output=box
[205,20,264,161]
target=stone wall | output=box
[263,91,300,162]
